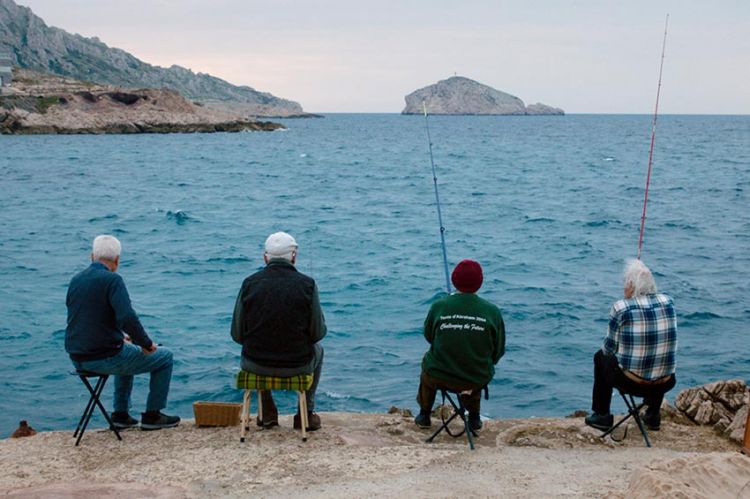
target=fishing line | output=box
[422,101,452,293]
[637,14,669,260]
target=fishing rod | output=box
[422,101,452,294]
[637,14,669,260]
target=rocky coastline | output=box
[0,69,284,135]
[1,379,747,497]
[0,0,309,118]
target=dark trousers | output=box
[417,371,482,414]
[591,350,675,416]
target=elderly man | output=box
[585,259,677,431]
[231,232,327,431]
[415,259,505,431]
[66,235,180,430]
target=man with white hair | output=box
[65,235,180,430]
[585,259,677,431]
[231,232,327,431]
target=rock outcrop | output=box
[0,69,284,134]
[0,0,308,117]
[402,76,564,115]
[526,102,565,115]
[675,379,749,443]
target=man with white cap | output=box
[231,232,327,431]
[415,259,506,431]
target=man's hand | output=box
[142,343,158,355]
[123,333,132,344]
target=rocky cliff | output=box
[0,68,283,134]
[0,0,307,117]
[402,76,563,115]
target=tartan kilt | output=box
[236,371,313,391]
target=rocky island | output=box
[403,76,564,115]
[0,69,284,134]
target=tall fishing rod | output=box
[637,14,669,260]
[422,101,452,293]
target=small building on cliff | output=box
[0,51,13,87]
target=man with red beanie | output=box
[415,259,505,431]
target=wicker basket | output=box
[193,401,242,427]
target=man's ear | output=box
[263,253,269,264]
[291,251,297,265]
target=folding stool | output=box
[425,385,488,450]
[236,371,314,442]
[600,388,652,447]
[72,370,122,446]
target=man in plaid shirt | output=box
[585,259,677,431]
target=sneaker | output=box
[468,413,483,432]
[140,411,180,431]
[293,412,321,431]
[111,412,139,429]
[584,412,613,431]
[256,391,279,428]
[641,411,661,431]
[414,411,432,429]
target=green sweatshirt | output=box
[422,292,505,387]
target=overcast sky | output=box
[16,0,750,114]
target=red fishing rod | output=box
[637,14,669,260]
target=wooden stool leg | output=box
[240,389,251,442]
[299,391,308,442]
[257,390,264,428]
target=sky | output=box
[15,0,750,114]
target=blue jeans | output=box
[72,343,174,413]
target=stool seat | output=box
[236,371,313,391]
[236,370,314,443]
[72,369,105,377]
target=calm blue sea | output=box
[1,114,748,436]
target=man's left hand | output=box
[142,343,158,355]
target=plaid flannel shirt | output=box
[602,293,677,380]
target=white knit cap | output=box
[264,231,298,259]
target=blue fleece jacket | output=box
[65,262,153,361]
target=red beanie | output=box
[451,259,483,293]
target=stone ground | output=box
[1,411,747,498]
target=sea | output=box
[1,114,748,436]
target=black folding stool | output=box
[599,388,651,447]
[72,370,122,446]
[425,385,488,450]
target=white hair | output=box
[92,235,121,261]
[623,259,657,297]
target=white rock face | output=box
[402,76,563,115]
[0,0,306,117]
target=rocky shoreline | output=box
[1,379,747,498]
[0,69,285,135]
[1,119,283,135]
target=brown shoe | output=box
[255,390,279,428]
[293,412,321,431]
